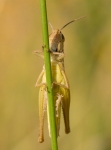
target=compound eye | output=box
[60,31,65,42]
[61,33,65,42]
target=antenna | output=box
[60,16,86,31]
[48,22,54,31]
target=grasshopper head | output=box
[49,29,65,52]
[49,16,85,53]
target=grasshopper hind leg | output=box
[38,85,47,143]
[61,88,70,134]
[55,94,63,137]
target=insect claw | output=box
[57,93,63,98]
[42,44,51,52]
[38,136,44,143]
[42,45,46,49]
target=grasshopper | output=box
[34,16,85,143]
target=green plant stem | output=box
[40,0,58,150]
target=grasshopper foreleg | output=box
[33,50,44,59]
[33,44,50,59]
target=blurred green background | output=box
[0,0,111,150]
